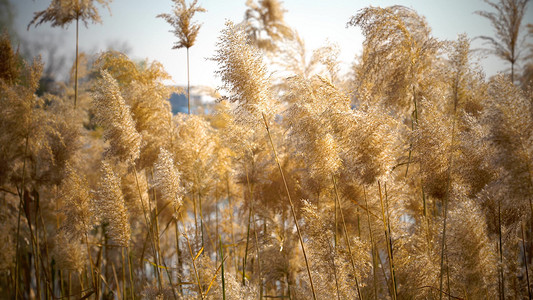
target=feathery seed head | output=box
[59,162,93,239]
[157,0,206,49]
[94,160,131,246]
[53,230,86,273]
[153,147,184,212]
[92,69,141,166]
[214,21,274,126]
[28,0,111,29]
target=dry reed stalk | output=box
[38,207,53,298]
[332,176,363,299]
[226,176,239,278]
[175,219,183,294]
[378,181,397,300]
[111,262,121,299]
[14,136,29,300]
[148,169,177,300]
[121,247,126,300]
[84,233,98,297]
[74,17,78,108]
[127,247,135,300]
[439,93,459,300]
[363,187,378,300]
[251,204,264,299]
[220,237,226,300]
[183,231,204,300]
[242,205,252,285]
[132,166,162,290]
[522,222,532,299]
[242,163,254,286]
[262,112,317,300]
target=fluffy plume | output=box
[214,21,274,126]
[92,69,141,166]
[157,0,206,49]
[348,5,441,114]
[94,161,131,246]
[153,147,184,212]
[28,0,111,29]
[59,162,93,239]
[53,230,86,273]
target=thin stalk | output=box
[121,248,126,300]
[34,195,43,300]
[242,163,254,286]
[226,176,239,278]
[220,237,226,300]
[148,171,164,270]
[187,47,190,115]
[497,249,503,300]
[422,184,432,248]
[445,247,451,300]
[79,271,85,299]
[175,219,183,295]
[242,205,252,285]
[198,187,204,250]
[216,186,219,265]
[60,270,64,299]
[498,197,505,300]
[330,237,341,300]
[14,135,29,300]
[127,247,135,300]
[377,244,394,298]
[132,166,162,290]
[335,186,338,248]
[286,273,292,300]
[25,208,41,299]
[439,105,458,300]
[363,187,378,300]
[111,262,121,300]
[84,233,97,298]
[74,16,79,108]
[183,232,204,300]
[384,183,397,298]
[251,204,263,299]
[332,176,363,299]
[68,271,71,300]
[150,170,178,300]
[261,112,317,300]
[378,181,397,300]
[522,223,532,299]
[193,193,198,244]
[30,193,42,300]
[38,205,53,298]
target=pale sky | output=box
[10,0,533,88]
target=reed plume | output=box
[94,160,131,246]
[28,0,112,107]
[92,69,141,167]
[214,21,274,127]
[153,147,184,212]
[158,0,206,114]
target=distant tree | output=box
[0,0,16,39]
[158,0,206,115]
[476,0,530,83]
[28,0,112,107]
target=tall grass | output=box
[1,1,532,299]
